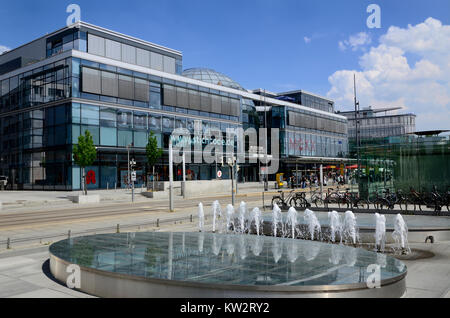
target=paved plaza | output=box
[0,188,449,298]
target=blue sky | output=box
[1,0,449,129]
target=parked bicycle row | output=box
[271,186,450,214]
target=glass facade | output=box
[260,106,348,158]
[357,135,450,199]
[277,91,334,113]
[0,23,350,190]
[86,33,181,75]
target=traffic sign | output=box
[217,170,222,179]
[131,171,137,182]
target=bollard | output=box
[116,224,120,233]
[262,191,265,211]
[68,230,71,239]
[190,215,193,223]
[156,219,160,227]
[6,238,11,249]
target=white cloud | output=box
[338,32,372,51]
[0,45,10,54]
[304,36,311,44]
[328,18,450,131]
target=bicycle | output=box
[324,187,345,209]
[342,189,368,210]
[310,188,324,207]
[407,187,423,212]
[368,190,394,210]
[271,190,293,210]
[272,190,311,210]
[290,191,312,209]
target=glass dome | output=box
[182,68,246,91]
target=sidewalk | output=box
[0,182,265,211]
[0,181,347,212]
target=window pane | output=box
[81,104,99,125]
[150,52,163,71]
[134,78,149,102]
[81,67,101,94]
[148,114,161,131]
[176,87,188,108]
[118,129,133,147]
[189,90,201,110]
[221,97,231,116]
[117,110,132,128]
[118,75,134,100]
[87,34,105,56]
[136,48,150,67]
[162,116,174,132]
[133,131,147,147]
[100,127,117,146]
[211,95,221,114]
[101,71,118,97]
[72,124,80,144]
[72,103,81,124]
[133,112,147,130]
[163,56,175,74]
[105,39,121,60]
[163,84,176,106]
[81,125,99,145]
[100,108,117,127]
[122,44,136,64]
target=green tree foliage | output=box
[146,132,163,190]
[73,130,97,195]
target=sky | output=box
[0,0,449,131]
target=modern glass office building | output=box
[337,106,416,157]
[0,22,348,190]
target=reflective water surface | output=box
[50,232,406,287]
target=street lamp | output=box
[130,158,136,202]
[227,156,236,206]
[127,143,134,202]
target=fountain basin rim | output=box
[49,239,407,294]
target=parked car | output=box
[0,176,8,188]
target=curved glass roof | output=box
[182,68,246,91]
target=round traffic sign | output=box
[217,170,222,178]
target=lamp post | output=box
[169,138,174,212]
[354,75,360,182]
[228,157,236,206]
[263,89,269,192]
[127,143,134,201]
[130,158,136,202]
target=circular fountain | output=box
[50,232,407,298]
[261,211,450,243]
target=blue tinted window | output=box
[118,130,133,147]
[81,104,99,125]
[101,127,117,146]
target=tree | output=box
[73,130,97,195]
[146,132,163,191]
